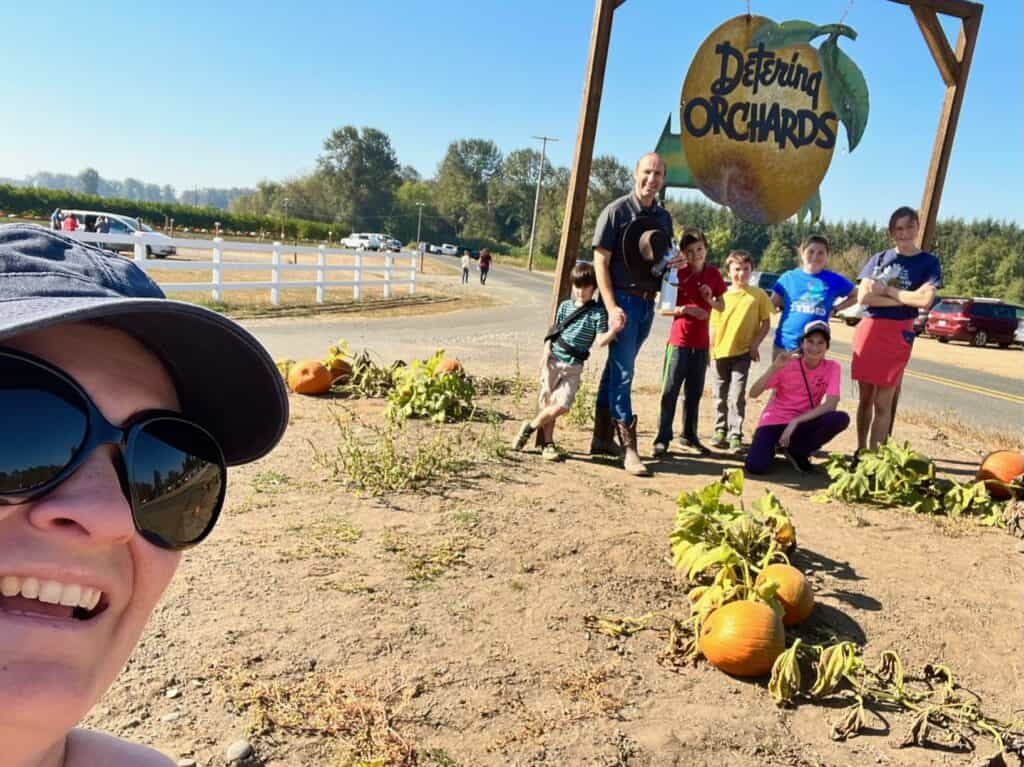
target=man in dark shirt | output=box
[591,152,679,476]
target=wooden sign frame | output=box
[549,0,983,318]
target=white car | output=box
[62,210,176,258]
[837,303,865,326]
[341,233,381,251]
[1015,319,1024,346]
[440,243,459,256]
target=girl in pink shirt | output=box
[744,320,849,474]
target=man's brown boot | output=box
[614,416,651,476]
[590,405,621,456]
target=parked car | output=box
[914,295,942,336]
[1015,318,1024,347]
[428,244,442,254]
[750,270,780,293]
[926,298,1020,348]
[440,243,459,256]
[341,233,382,250]
[837,303,865,326]
[62,210,176,258]
[385,238,402,252]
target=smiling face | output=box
[800,331,829,363]
[728,259,752,286]
[683,240,707,270]
[800,241,829,274]
[890,215,920,252]
[0,323,182,737]
[633,153,665,206]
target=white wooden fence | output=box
[64,231,417,305]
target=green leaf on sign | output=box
[818,37,870,152]
[797,188,822,225]
[750,19,859,50]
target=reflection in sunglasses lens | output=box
[130,419,224,547]
[0,360,88,494]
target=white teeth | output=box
[0,576,103,611]
[21,577,40,599]
[38,580,63,604]
[0,576,18,597]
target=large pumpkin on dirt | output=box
[326,357,353,384]
[700,600,785,677]
[755,563,814,627]
[437,357,464,376]
[287,360,332,395]
[977,450,1024,500]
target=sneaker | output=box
[783,448,814,473]
[727,434,744,454]
[652,442,668,457]
[512,421,535,451]
[677,437,711,456]
[710,430,727,449]
[541,443,566,461]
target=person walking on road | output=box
[589,152,678,476]
[478,249,492,285]
[50,208,63,230]
[460,250,471,284]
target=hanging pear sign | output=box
[678,15,869,225]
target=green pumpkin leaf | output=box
[818,37,870,152]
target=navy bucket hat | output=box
[0,224,288,465]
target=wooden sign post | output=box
[550,0,983,320]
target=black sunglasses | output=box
[0,348,226,549]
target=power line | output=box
[527,135,559,272]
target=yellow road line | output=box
[829,351,1024,405]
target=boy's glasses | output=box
[0,349,226,550]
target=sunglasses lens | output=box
[128,418,225,548]
[0,355,88,494]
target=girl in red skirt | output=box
[852,206,942,451]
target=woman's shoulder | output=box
[66,729,174,767]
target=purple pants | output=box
[744,411,850,475]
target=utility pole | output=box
[415,202,425,272]
[527,135,558,272]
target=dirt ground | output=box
[83,350,1024,767]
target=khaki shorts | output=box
[538,352,583,411]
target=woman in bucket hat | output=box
[0,224,288,765]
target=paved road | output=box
[241,257,1024,436]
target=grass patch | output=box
[379,531,476,582]
[277,515,363,562]
[215,668,433,766]
[565,368,597,428]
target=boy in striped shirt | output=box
[513,262,621,460]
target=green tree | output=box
[78,168,100,196]
[317,126,400,231]
[435,139,503,238]
[759,239,796,272]
[706,226,732,260]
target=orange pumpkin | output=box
[326,357,353,383]
[287,360,332,395]
[977,450,1024,500]
[700,600,785,677]
[437,357,464,376]
[755,563,814,627]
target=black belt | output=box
[622,287,658,301]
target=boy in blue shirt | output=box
[772,234,857,356]
[513,262,621,460]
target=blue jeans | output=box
[596,290,655,422]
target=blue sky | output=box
[2,1,1018,225]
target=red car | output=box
[926,298,1020,348]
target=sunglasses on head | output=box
[0,348,226,550]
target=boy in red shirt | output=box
[653,226,726,456]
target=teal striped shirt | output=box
[551,299,608,364]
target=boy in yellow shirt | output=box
[709,250,773,453]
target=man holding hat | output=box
[590,152,678,476]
